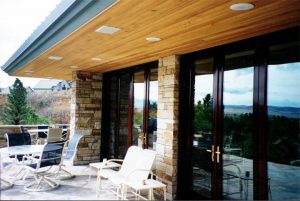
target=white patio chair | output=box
[54,129,92,180]
[22,141,66,191]
[97,146,156,199]
[0,153,14,190]
[47,128,63,143]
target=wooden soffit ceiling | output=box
[14,0,300,80]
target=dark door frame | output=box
[101,61,158,158]
[177,27,299,200]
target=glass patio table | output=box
[0,145,45,187]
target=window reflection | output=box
[223,50,254,200]
[133,71,145,147]
[267,60,300,199]
[148,68,158,150]
[192,57,214,197]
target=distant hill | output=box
[225,105,299,119]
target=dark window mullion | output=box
[115,75,120,158]
[212,52,224,199]
[127,72,134,148]
[253,42,269,200]
[143,68,150,148]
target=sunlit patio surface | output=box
[1,165,118,200]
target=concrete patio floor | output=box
[1,165,119,200]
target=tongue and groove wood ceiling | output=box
[14,0,300,80]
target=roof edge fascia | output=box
[2,0,116,75]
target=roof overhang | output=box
[2,0,300,80]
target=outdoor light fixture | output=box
[48,56,63,60]
[70,65,80,69]
[146,37,161,42]
[230,3,254,11]
[25,70,34,73]
[91,57,102,61]
[95,25,120,34]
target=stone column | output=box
[156,55,180,200]
[70,71,102,165]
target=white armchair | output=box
[97,146,156,199]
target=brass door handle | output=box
[215,146,220,163]
[206,145,215,162]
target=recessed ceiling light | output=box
[70,65,80,69]
[146,37,161,42]
[95,25,120,34]
[91,57,102,61]
[48,55,63,60]
[25,70,34,73]
[46,77,53,79]
[230,3,254,11]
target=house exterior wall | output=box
[70,59,181,199]
[70,71,103,165]
[156,55,180,200]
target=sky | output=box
[195,63,300,108]
[0,0,62,88]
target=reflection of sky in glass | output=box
[135,63,300,108]
[134,83,144,105]
[134,81,158,101]
[195,63,300,108]
[149,81,158,102]
[268,63,300,108]
[195,74,213,103]
[223,67,253,106]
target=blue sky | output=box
[195,63,300,108]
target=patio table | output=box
[0,145,45,185]
[0,145,44,157]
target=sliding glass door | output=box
[223,50,254,200]
[179,28,299,200]
[192,57,214,197]
[103,62,158,159]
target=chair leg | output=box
[96,175,102,197]
[54,165,75,180]
[24,173,60,192]
[0,178,14,190]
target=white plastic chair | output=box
[97,146,156,199]
[54,129,92,180]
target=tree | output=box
[194,94,213,133]
[25,107,51,124]
[2,79,29,125]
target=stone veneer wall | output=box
[70,71,102,165]
[156,55,180,200]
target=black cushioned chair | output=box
[5,133,31,161]
[23,141,66,191]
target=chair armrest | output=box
[99,159,123,172]
[107,159,124,163]
[126,169,152,183]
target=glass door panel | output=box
[133,70,145,147]
[223,50,254,200]
[108,75,118,159]
[267,42,300,200]
[148,68,158,150]
[108,73,131,159]
[192,57,214,197]
[118,73,131,158]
